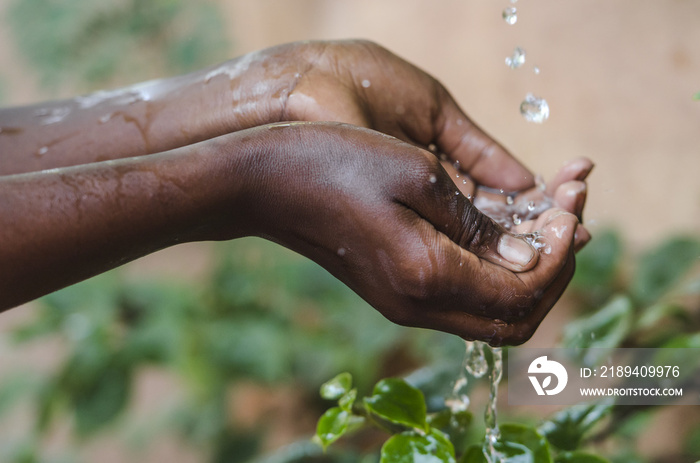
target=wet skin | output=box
[0,40,592,345]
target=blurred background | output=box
[0,1,698,462]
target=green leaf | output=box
[315,407,350,450]
[539,402,613,451]
[380,429,455,463]
[364,378,428,431]
[561,295,633,363]
[460,424,552,463]
[320,372,353,400]
[571,229,622,301]
[555,451,610,463]
[631,236,700,305]
[338,389,357,412]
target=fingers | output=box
[405,163,538,273]
[546,157,594,196]
[434,89,535,192]
[413,208,579,346]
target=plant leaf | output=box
[460,423,552,462]
[561,294,634,364]
[539,401,613,451]
[380,428,455,463]
[315,406,350,450]
[338,388,357,412]
[631,236,700,305]
[570,229,622,302]
[320,372,353,400]
[364,378,428,431]
[555,451,611,463]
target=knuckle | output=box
[456,204,500,255]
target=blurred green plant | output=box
[0,238,441,463]
[1,230,700,463]
[314,230,700,463]
[8,0,229,92]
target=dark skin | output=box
[0,40,592,345]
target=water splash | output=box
[520,93,550,123]
[505,47,526,69]
[483,347,504,463]
[502,7,518,25]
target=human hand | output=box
[208,122,585,345]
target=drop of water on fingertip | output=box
[429,174,437,184]
[361,79,371,88]
[506,195,514,205]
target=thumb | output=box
[451,199,539,272]
[408,165,538,272]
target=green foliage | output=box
[694,92,700,100]
[630,236,700,306]
[539,402,613,451]
[364,378,428,431]
[570,230,623,305]
[8,0,229,91]
[316,373,612,463]
[381,429,455,463]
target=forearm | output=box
[0,133,249,310]
[0,43,307,175]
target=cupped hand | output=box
[212,122,584,345]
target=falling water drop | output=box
[505,47,526,69]
[483,347,504,463]
[502,7,518,25]
[533,66,541,75]
[520,93,549,124]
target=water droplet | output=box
[535,174,546,191]
[466,194,473,200]
[502,7,517,25]
[337,247,346,257]
[427,143,437,153]
[499,189,505,194]
[533,66,541,75]
[505,47,526,69]
[520,93,550,123]
[453,160,461,170]
[455,191,460,196]
[512,214,521,225]
[37,146,48,156]
[462,179,468,185]
[506,195,514,205]
[99,113,113,124]
[361,79,371,88]
[429,174,437,184]
[439,153,448,161]
[527,201,535,211]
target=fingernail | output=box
[498,234,535,266]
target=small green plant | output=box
[314,372,611,462]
